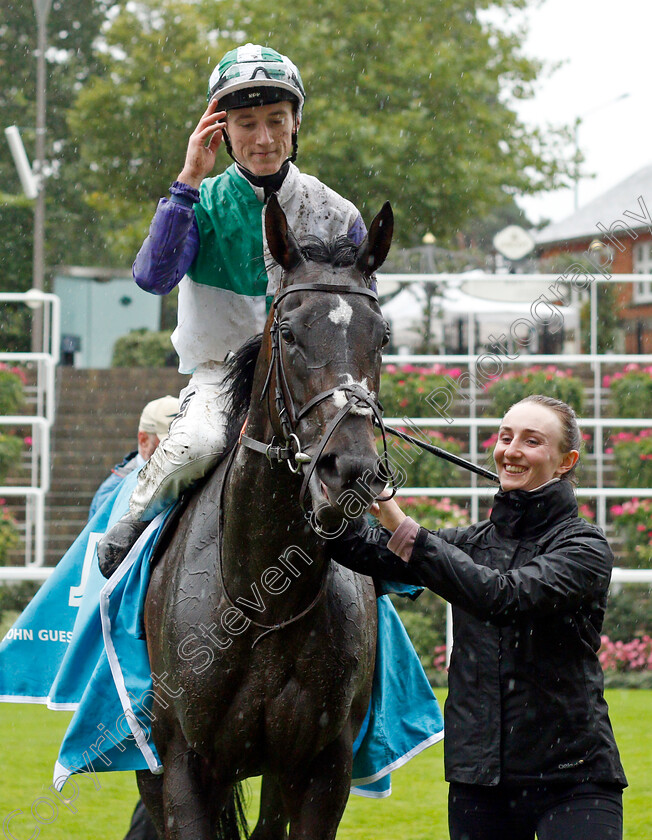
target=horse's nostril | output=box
[316,452,339,486]
[317,452,385,498]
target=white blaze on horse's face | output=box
[332,375,374,416]
[328,295,353,327]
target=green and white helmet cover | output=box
[208,44,305,119]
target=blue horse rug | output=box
[0,470,443,798]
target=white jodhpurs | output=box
[129,362,230,520]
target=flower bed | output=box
[0,364,25,416]
[486,366,584,416]
[607,430,652,489]
[380,363,462,418]
[0,366,28,486]
[599,635,652,672]
[599,634,652,688]
[386,431,468,489]
[0,501,20,566]
[603,363,652,418]
[0,434,25,485]
[400,496,471,531]
[610,499,652,566]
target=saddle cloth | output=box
[0,467,443,798]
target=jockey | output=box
[98,43,367,576]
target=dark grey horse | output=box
[137,196,394,839]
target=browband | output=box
[273,283,378,308]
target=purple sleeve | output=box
[132,183,201,295]
[347,213,366,246]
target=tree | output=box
[67,1,224,263]
[67,0,573,261]
[0,0,112,306]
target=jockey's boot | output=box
[97,514,148,578]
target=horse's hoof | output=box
[97,518,148,578]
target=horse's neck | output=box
[222,443,328,616]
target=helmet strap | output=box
[290,129,299,163]
[222,128,235,162]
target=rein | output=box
[217,446,331,647]
[240,282,395,508]
[382,425,500,483]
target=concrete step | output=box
[50,451,129,469]
[43,367,189,558]
[47,482,108,500]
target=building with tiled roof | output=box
[535,165,652,352]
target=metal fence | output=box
[0,274,649,579]
[375,272,651,658]
[0,291,60,568]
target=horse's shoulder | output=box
[151,449,235,567]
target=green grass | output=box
[0,690,649,839]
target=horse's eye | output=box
[381,323,391,347]
[280,325,295,344]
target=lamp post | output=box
[573,92,630,211]
[421,232,437,352]
[31,0,52,353]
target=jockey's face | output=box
[226,100,296,176]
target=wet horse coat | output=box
[138,197,394,840]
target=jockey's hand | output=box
[177,99,227,189]
[370,496,406,533]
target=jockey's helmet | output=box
[208,44,305,120]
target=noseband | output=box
[239,282,394,508]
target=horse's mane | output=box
[298,234,359,268]
[262,233,362,276]
[222,333,264,450]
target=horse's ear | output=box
[355,201,394,277]
[265,194,304,273]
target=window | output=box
[632,242,652,303]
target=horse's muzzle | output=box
[310,449,387,523]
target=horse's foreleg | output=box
[249,775,288,840]
[136,770,165,839]
[283,736,353,840]
[161,731,232,840]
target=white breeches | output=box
[129,362,230,520]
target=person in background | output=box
[88,395,179,520]
[328,395,627,840]
[97,43,366,577]
[90,395,178,840]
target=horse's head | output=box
[259,194,394,532]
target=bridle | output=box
[228,280,392,644]
[239,281,395,509]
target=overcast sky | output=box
[506,0,649,227]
